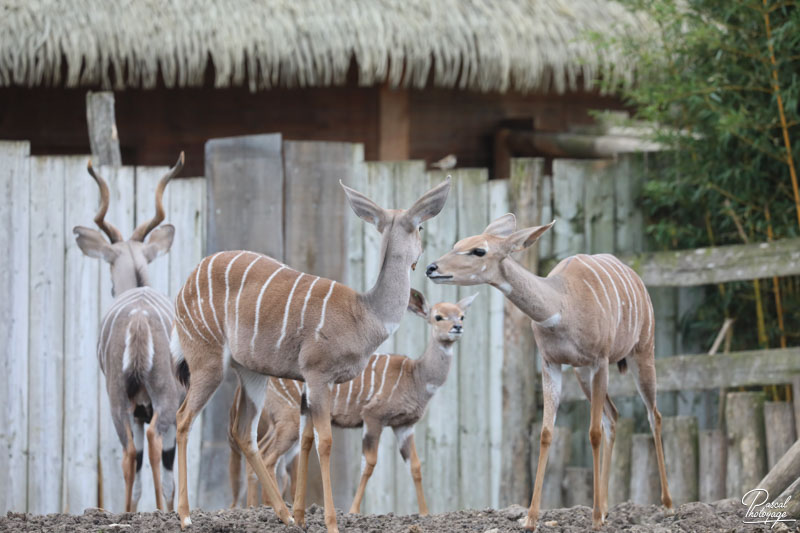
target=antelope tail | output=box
[123,312,154,399]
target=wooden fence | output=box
[4,134,800,516]
[0,141,206,514]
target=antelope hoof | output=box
[521,515,538,531]
[180,516,192,529]
[293,510,305,528]
[592,516,605,530]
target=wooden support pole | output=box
[562,467,593,508]
[377,86,409,161]
[86,91,122,166]
[662,416,699,505]
[530,423,570,509]
[699,429,727,502]
[608,417,634,506]
[725,392,767,498]
[630,434,660,505]
[764,402,797,469]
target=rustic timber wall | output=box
[0,141,206,514]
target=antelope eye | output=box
[435,315,443,321]
[471,248,486,257]
[460,315,464,320]
[418,225,424,232]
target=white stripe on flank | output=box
[223,252,248,337]
[345,381,354,410]
[251,265,287,354]
[575,256,612,315]
[195,257,221,343]
[272,380,295,407]
[365,356,379,400]
[278,378,299,407]
[586,256,621,327]
[315,281,337,340]
[103,298,140,362]
[375,354,391,398]
[180,283,209,343]
[298,276,320,332]
[333,384,341,410]
[609,257,641,334]
[645,289,654,338]
[207,253,224,341]
[277,272,304,348]
[293,380,302,395]
[387,358,407,402]
[582,279,604,310]
[598,256,633,332]
[235,256,262,352]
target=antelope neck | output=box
[494,256,562,323]
[415,335,455,389]
[361,232,411,328]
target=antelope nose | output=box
[453,325,463,332]
[426,263,438,276]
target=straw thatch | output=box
[0,0,652,94]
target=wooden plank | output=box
[86,91,121,166]
[96,166,143,512]
[201,133,284,510]
[499,158,544,507]
[167,176,207,507]
[134,166,172,295]
[726,392,767,498]
[487,179,508,508]
[27,156,65,514]
[456,168,492,510]
[550,159,587,260]
[662,416,698,505]
[622,238,800,287]
[561,347,800,401]
[359,162,399,514]
[583,159,615,253]
[417,169,460,513]
[0,141,30,513]
[62,155,101,512]
[389,160,430,515]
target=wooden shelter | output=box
[0,0,651,175]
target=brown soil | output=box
[1,500,783,532]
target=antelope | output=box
[425,214,672,531]
[228,288,477,515]
[73,153,185,512]
[171,178,451,532]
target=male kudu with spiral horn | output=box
[426,213,672,531]
[73,153,185,512]
[171,177,451,532]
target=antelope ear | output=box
[502,220,556,254]
[73,226,118,262]
[340,181,390,231]
[401,177,451,230]
[143,224,175,262]
[483,213,516,237]
[407,288,430,319]
[457,292,479,311]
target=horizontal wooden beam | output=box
[621,238,800,287]
[505,130,662,159]
[561,347,800,402]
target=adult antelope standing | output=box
[426,214,672,530]
[73,153,185,512]
[229,288,477,515]
[171,178,451,532]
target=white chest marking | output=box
[384,322,400,336]
[426,383,439,395]
[536,313,561,328]
[498,282,512,295]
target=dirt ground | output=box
[1,499,786,532]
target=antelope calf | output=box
[171,178,451,532]
[426,214,672,530]
[73,154,185,512]
[229,289,477,514]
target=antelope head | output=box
[407,288,478,343]
[73,153,184,297]
[425,213,555,286]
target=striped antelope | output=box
[426,213,672,531]
[73,153,185,512]
[171,178,451,532]
[228,288,477,515]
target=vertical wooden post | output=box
[86,91,122,167]
[608,417,634,506]
[699,429,727,502]
[763,402,797,469]
[630,434,660,505]
[378,86,410,161]
[0,141,30,513]
[202,133,284,509]
[499,158,544,506]
[725,392,767,498]
[562,467,593,507]
[662,416,699,505]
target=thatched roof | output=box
[0,0,651,94]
